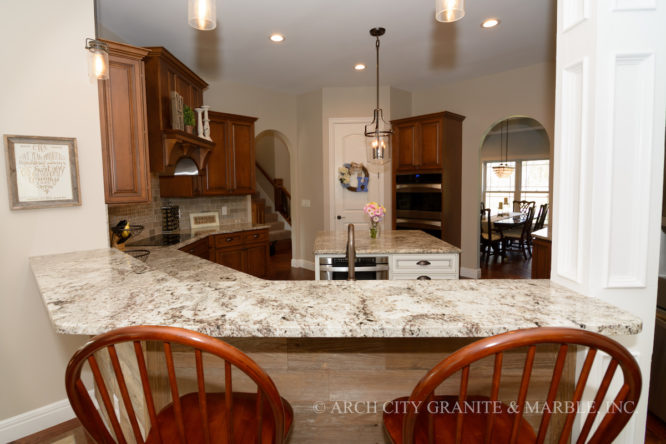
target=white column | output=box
[552,1,666,442]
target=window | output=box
[483,159,550,216]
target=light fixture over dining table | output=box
[493,119,515,178]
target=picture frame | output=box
[4,135,81,210]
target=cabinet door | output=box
[229,119,255,194]
[246,244,269,278]
[179,238,210,261]
[98,46,150,203]
[395,122,418,172]
[215,248,246,272]
[419,119,442,170]
[200,116,230,195]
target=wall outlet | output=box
[301,199,311,208]
[221,206,228,215]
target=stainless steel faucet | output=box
[346,224,356,281]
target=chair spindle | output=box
[88,354,128,444]
[455,365,470,444]
[535,344,568,444]
[133,341,162,444]
[256,387,263,444]
[195,348,211,444]
[558,348,598,444]
[163,342,187,444]
[509,345,536,444]
[108,344,144,443]
[225,360,233,443]
[484,352,504,444]
[577,358,618,443]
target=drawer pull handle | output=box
[416,260,431,266]
[417,275,432,280]
[253,234,259,238]
[226,237,233,242]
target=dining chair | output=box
[65,325,293,444]
[503,206,535,259]
[480,208,503,263]
[512,200,536,214]
[383,327,641,444]
[533,204,549,231]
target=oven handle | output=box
[319,265,390,273]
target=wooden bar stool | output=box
[383,327,641,444]
[65,325,293,444]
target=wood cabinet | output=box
[178,237,210,261]
[97,40,151,204]
[143,47,210,174]
[179,229,269,278]
[531,236,552,279]
[391,111,465,247]
[200,112,258,196]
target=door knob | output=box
[337,215,345,220]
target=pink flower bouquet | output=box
[363,202,385,238]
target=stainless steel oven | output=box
[319,256,389,280]
[395,173,443,238]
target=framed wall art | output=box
[4,135,81,210]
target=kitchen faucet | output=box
[346,224,356,281]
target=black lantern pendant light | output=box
[492,119,515,178]
[365,27,392,167]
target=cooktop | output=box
[128,233,195,247]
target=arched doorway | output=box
[478,116,551,277]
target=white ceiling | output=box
[98,0,556,94]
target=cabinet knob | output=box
[226,237,233,242]
[416,260,431,266]
[253,234,259,238]
[417,275,432,280]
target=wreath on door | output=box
[338,162,369,192]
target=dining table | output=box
[492,211,529,232]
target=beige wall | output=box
[0,0,108,420]
[480,128,550,162]
[296,90,324,262]
[412,62,556,273]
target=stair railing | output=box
[256,162,291,224]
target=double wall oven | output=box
[395,173,443,238]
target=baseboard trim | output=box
[460,267,481,279]
[0,398,76,442]
[291,259,315,271]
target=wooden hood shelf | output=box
[161,129,215,174]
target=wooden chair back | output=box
[534,204,549,231]
[520,206,536,240]
[480,208,491,235]
[513,200,536,214]
[401,327,641,444]
[65,325,289,444]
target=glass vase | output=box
[370,221,379,239]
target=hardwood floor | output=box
[267,239,315,280]
[480,249,532,279]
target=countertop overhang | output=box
[313,230,461,255]
[29,232,641,338]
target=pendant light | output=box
[435,0,465,23]
[188,0,217,31]
[365,27,392,167]
[493,119,515,178]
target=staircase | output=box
[252,193,291,244]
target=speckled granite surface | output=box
[29,245,641,338]
[313,230,462,255]
[127,223,271,250]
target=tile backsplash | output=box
[108,175,250,240]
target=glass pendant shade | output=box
[435,0,465,23]
[493,119,514,178]
[188,0,217,31]
[85,39,109,81]
[365,109,392,166]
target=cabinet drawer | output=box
[391,272,458,280]
[391,254,458,274]
[214,233,243,248]
[243,229,269,244]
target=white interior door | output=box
[330,119,385,233]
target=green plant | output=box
[183,105,195,127]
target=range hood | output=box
[174,157,199,176]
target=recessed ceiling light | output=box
[354,63,366,71]
[481,18,500,28]
[269,33,285,43]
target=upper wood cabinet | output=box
[97,40,151,204]
[143,47,209,174]
[391,113,462,172]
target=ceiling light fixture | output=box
[364,27,392,167]
[188,0,217,31]
[493,120,515,178]
[435,0,465,23]
[354,63,366,71]
[269,33,285,43]
[482,18,500,28]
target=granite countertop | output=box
[30,243,641,338]
[314,230,461,255]
[532,227,551,241]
